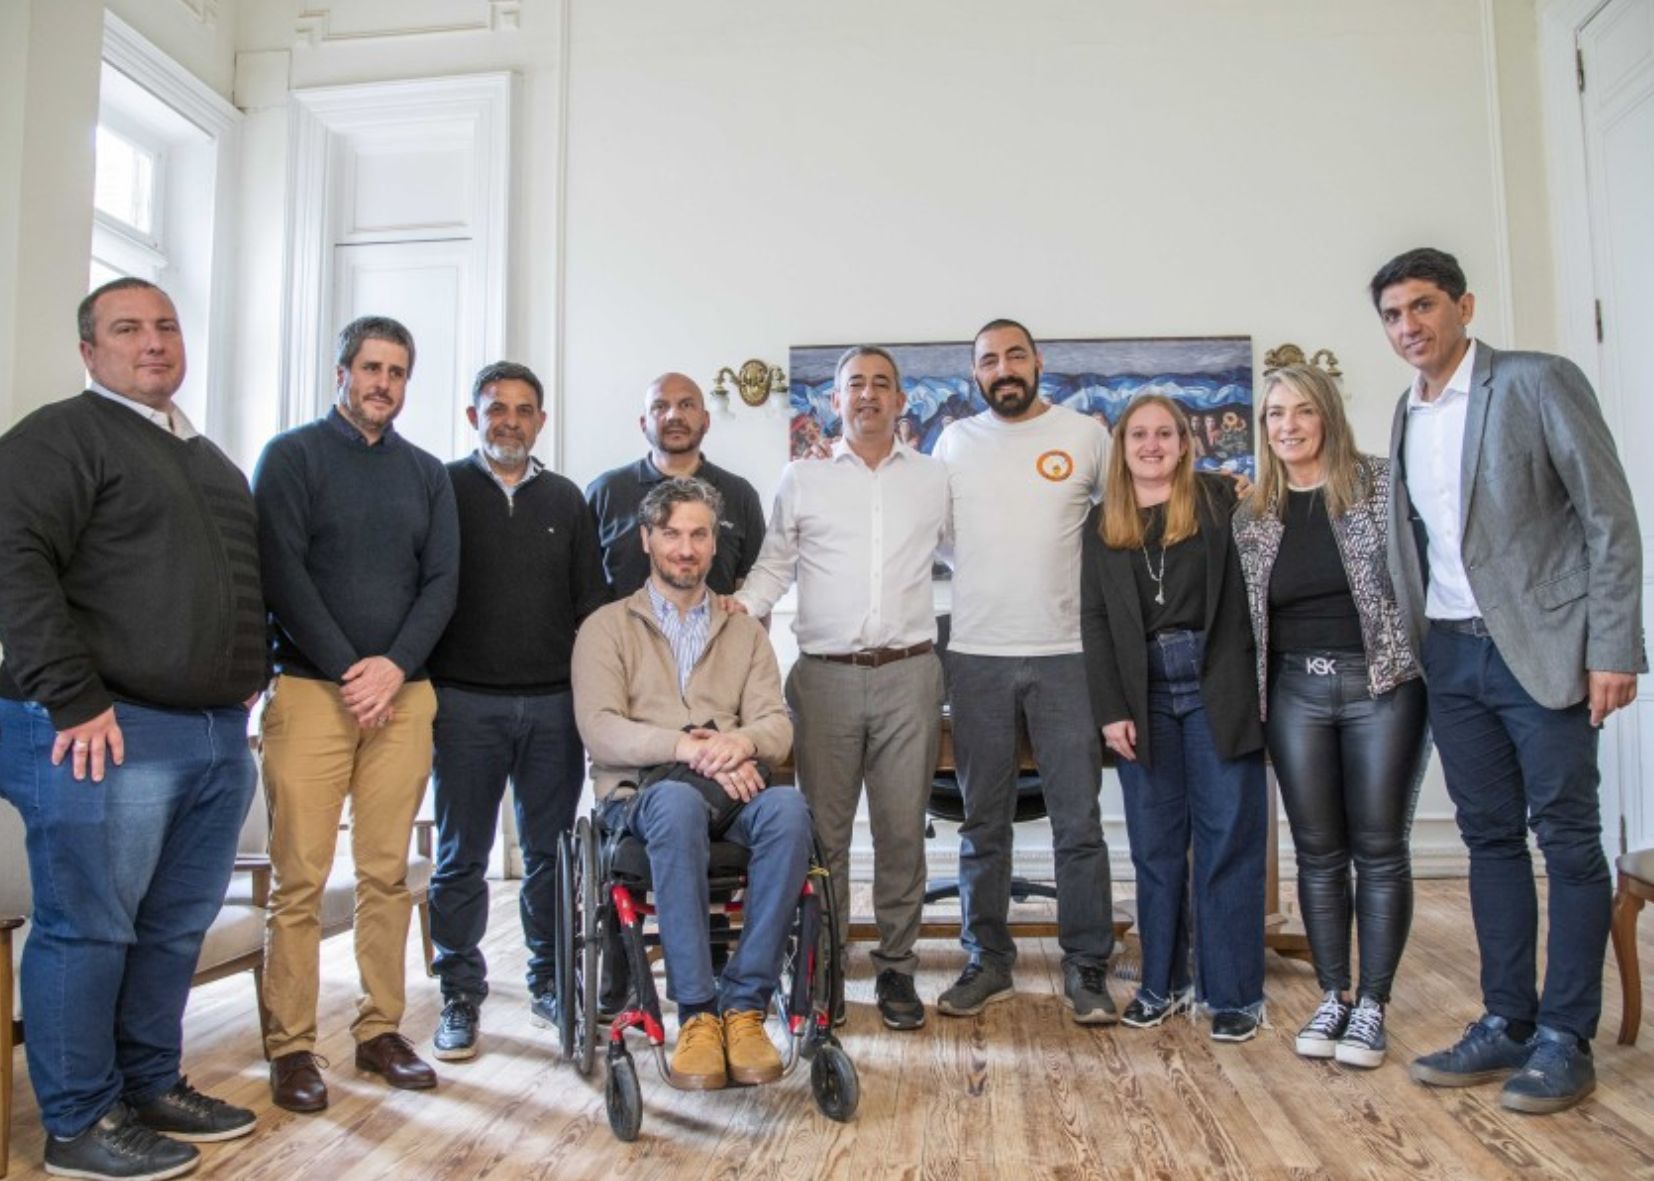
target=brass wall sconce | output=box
[1262,342,1343,379]
[710,359,789,408]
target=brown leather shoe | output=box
[270,1050,329,1113]
[355,1032,437,1090]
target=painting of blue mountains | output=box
[789,335,1255,477]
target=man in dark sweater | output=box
[585,372,767,597]
[0,278,265,1181]
[425,362,607,1060]
[253,315,459,1113]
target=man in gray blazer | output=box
[1379,247,1644,1114]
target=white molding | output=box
[549,0,572,469]
[295,2,521,47]
[174,0,219,28]
[101,11,241,443]
[1477,0,1518,346]
[282,72,513,431]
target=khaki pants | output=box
[259,674,436,1056]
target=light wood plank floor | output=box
[7,881,1654,1180]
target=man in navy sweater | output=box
[253,316,459,1112]
[425,362,607,1060]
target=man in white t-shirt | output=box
[931,319,1117,1024]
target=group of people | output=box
[0,243,1640,1181]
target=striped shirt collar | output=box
[647,580,712,694]
[469,449,544,499]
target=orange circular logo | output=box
[1036,449,1074,482]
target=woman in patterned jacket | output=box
[1232,363,1429,1070]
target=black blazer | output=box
[1079,473,1263,770]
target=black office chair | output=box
[924,613,1059,907]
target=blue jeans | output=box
[945,651,1113,971]
[608,782,812,1014]
[1115,631,1266,1013]
[1423,623,1610,1040]
[429,686,585,1001]
[0,698,254,1137]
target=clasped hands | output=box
[675,727,764,801]
[341,655,404,730]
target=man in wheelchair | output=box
[572,476,807,1089]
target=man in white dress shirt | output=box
[734,346,948,1030]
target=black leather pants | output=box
[1266,650,1429,1002]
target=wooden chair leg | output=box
[252,962,272,1063]
[1612,877,1644,1046]
[418,901,435,979]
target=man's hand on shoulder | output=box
[1588,669,1638,727]
[52,706,124,783]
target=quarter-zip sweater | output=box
[427,456,609,695]
[571,585,792,801]
[0,392,266,727]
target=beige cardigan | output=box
[571,585,793,801]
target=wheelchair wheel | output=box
[571,815,601,1077]
[810,1043,859,1122]
[554,832,578,1060]
[605,1052,643,1142]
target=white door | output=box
[332,238,476,462]
[1580,0,1654,853]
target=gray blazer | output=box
[1385,340,1646,710]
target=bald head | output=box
[641,371,711,461]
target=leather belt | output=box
[807,641,934,669]
[1431,617,1492,638]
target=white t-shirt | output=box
[934,402,1110,656]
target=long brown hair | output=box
[1244,363,1370,521]
[1101,393,1199,549]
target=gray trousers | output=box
[785,650,944,975]
[945,650,1113,971]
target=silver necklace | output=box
[1141,539,1167,605]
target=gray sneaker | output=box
[936,961,1013,1017]
[1062,962,1119,1025]
[131,1078,255,1143]
[44,1102,199,1181]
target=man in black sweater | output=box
[253,315,459,1113]
[0,278,266,1181]
[426,362,607,1060]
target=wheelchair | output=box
[551,801,860,1142]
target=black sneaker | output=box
[1210,1009,1260,1043]
[1121,987,1193,1029]
[44,1102,200,1181]
[875,969,926,1030]
[936,961,1013,1017]
[1294,992,1350,1059]
[1062,962,1119,1025]
[528,991,558,1029]
[1335,997,1387,1069]
[1410,1013,1532,1087]
[1500,1026,1596,1114]
[433,997,480,1061]
[131,1079,255,1144]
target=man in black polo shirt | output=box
[426,362,607,1060]
[585,372,766,597]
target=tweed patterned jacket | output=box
[1232,455,1420,719]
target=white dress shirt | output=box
[1403,340,1481,620]
[736,439,948,654]
[89,379,198,440]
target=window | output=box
[93,124,157,237]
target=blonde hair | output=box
[1101,393,1200,549]
[1245,364,1369,521]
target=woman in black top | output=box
[1233,363,1428,1069]
[1080,394,1267,1042]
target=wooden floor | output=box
[8,881,1654,1180]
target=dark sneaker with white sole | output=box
[44,1102,200,1181]
[875,969,926,1030]
[1410,1013,1532,1087]
[936,962,1013,1017]
[1210,1009,1260,1043]
[433,997,480,1061]
[529,992,558,1029]
[1121,987,1193,1029]
[1500,1027,1596,1114]
[1335,997,1387,1068]
[1295,992,1350,1059]
[1062,962,1119,1025]
[131,1079,255,1143]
